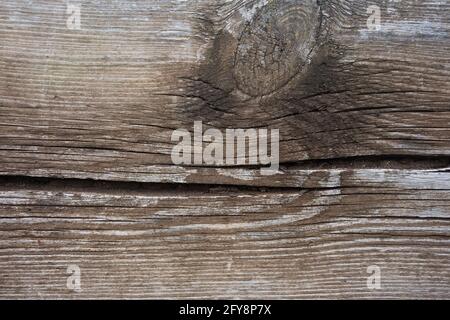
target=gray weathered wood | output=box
[0,170,449,299]
[0,0,449,299]
[0,0,449,183]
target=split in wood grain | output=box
[0,169,449,299]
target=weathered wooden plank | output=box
[2,158,449,187]
[0,0,449,300]
[0,170,449,299]
[0,0,449,183]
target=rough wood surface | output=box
[0,0,449,180]
[0,171,449,299]
[0,0,449,299]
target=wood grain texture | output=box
[0,0,449,299]
[0,170,449,299]
[0,0,449,181]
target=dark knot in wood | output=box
[233,0,322,97]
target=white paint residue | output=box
[319,169,343,188]
[352,169,450,189]
[239,0,271,22]
[217,168,259,181]
[360,21,447,38]
[224,0,271,34]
